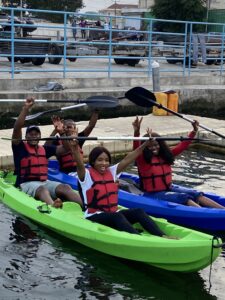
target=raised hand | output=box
[24,97,35,110]
[146,127,153,138]
[132,116,143,134]
[51,115,64,134]
[192,120,199,133]
[68,136,79,150]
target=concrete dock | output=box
[1,113,225,168]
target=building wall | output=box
[139,0,154,9]
[210,0,225,9]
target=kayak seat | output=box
[119,179,143,196]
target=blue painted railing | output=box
[0,7,225,79]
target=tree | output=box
[151,0,207,32]
[5,0,83,22]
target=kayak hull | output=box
[47,160,225,233]
[0,171,221,273]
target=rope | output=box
[208,235,221,292]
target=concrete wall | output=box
[139,0,154,9]
[1,76,225,122]
[210,0,225,9]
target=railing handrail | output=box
[1,6,225,79]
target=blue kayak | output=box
[48,160,225,233]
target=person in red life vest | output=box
[11,97,82,209]
[68,138,172,237]
[45,111,98,174]
[132,116,225,208]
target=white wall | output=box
[139,0,154,9]
[124,16,141,30]
[210,0,225,9]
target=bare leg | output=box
[198,195,225,209]
[35,186,63,208]
[187,199,201,207]
[35,186,54,205]
[56,184,83,207]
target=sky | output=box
[79,0,138,13]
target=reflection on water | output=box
[173,150,225,195]
[1,149,225,299]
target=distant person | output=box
[192,33,207,67]
[79,18,87,39]
[104,22,109,30]
[71,18,77,40]
[95,19,101,27]
[11,97,82,208]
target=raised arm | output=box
[44,115,64,146]
[82,110,99,137]
[12,97,35,145]
[117,139,149,174]
[172,120,199,156]
[132,116,143,150]
[69,139,86,181]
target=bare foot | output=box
[53,198,63,209]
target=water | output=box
[1,150,225,300]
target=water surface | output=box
[1,150,225,300]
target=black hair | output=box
[63,119,76,127]
[142,132,174,165]
[89,146,112,167]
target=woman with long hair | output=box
[132,116,224,208]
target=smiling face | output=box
[25,129,41,146]
[147,140,160,156]
[63,120,77,136]
[93,152,110,174]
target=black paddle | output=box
[2,136,214,142]
[12,96,119,121]
[125,87,225,139]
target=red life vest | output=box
[20,142,48,182]
[139,156,172,192]
[85,168,118,214]
[58,141,83,171]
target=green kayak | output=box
[0,172,222,273]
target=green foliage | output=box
[6,0,83,23]
[151,0,207,32]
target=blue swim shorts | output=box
[144,184,203,205]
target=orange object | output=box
[152,92,168,116]
[167,92,179,115]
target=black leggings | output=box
[87,208,164,236]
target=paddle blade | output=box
[125,87,156,108]
[85,96,119,108]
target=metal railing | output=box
[0,6,225,79]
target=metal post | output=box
[151,60,160,92]
[20,0,23,36]
[206,0,211,32]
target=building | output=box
[209,0,225,9]
[138,0,154,9]
[99,3,139,29]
